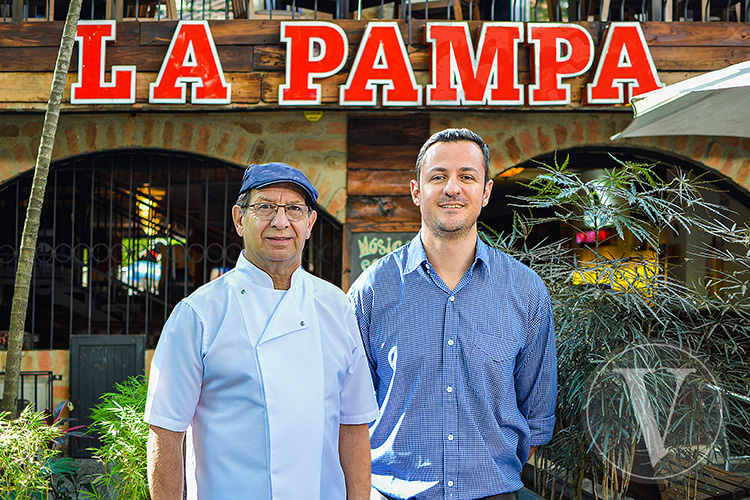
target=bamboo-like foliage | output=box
[482,158,750,500]
[0,0,83,417]
[86,376,151,500]
[0,408,64,499]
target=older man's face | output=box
[232,182,316,274]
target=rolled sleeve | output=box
[528,415,556,446]
[515,279,557,446]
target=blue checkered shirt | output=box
[348,234,557,500]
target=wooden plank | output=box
[128,72,261,103]
[225,72,263,103]
[0,47,67,72]
[0,69,696,106]
[251,39,528,73]
[119,46,252,72]
[1,19,746,51]
[348,195,420,222]
[0,71,261,104]
[0,22,64,47]
[349,144,421,170]
[0,44,251,73]
[699,465,750,495]
[640,22,750,47]
[348,169,414,196]
[649,46,750,71]
[0,21,140,48]
[148,20,750,51]
[0,73,73,102]
[253,45,287,72]
[261,71,348,102]
[348,113,430,145]
[348,221,421,232]
[139,19,418,46]
[253,44,364,72]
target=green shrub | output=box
[0,407,63,499]
[0,403,87,500]
[87,375,150,500]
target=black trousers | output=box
[379,491,519,500]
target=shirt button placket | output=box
[444,293,458,499]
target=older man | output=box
[349,129,557,500]
[145,163,378,500]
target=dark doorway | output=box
[68,334,146,458]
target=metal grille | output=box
[0,150,342,349]
[0,371,54,413]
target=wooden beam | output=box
[348,169,414,196]
[347,195,420,222]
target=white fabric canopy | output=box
[614,59,750,139]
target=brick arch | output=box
[431,112,750,197]
[0,112,349,221]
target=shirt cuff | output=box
[528,415,556,446]
[340,408,380,425]
[144,412,190,433]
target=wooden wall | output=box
[347,114,428,231]
[1,20,750,109]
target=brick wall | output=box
[0,110,349,221]
[1,110,749,221]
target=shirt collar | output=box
[404,230,489,276]
[235,251,303,289]
[474,235,490,273]
[404,233,429,275]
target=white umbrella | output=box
[613,59,750,140]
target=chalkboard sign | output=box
[350,232,416,282]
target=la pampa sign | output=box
[70,19,664,106]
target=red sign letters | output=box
[70,20,664,107]
[71,21,136,103]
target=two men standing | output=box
[146,128,556,500]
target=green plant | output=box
[0,406,63,499]
[0,401,89,500]
[86,375,150,500]
[482,158,750,500]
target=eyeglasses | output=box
[244,203,311,221]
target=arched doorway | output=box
[480,146,750,287]
[0,150,342,349]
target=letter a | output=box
[587,23,664,104]
[279,22,348,105]
[150,21,231,104]
[340,22,421,106]
[71,21,135,104]
[426,22,524,105]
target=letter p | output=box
[279,22,348,105]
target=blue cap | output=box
[239,163,318,208]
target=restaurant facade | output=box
[0,3,749,432]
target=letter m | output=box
[426,22,524,106]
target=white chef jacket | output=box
[145,254,379,500]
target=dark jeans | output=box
[379,491,519,500]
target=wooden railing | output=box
[1,0,747,22]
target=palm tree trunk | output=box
[11,0,23,22]
[1,0,83,418]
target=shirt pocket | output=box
[473,331,518,362]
